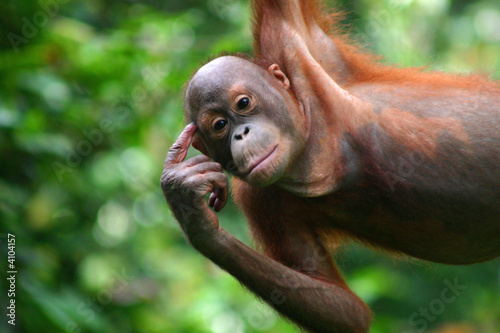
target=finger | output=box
[201,172,227,190]
[199,171,227,197]
[213,183,228,212]
[204,173,228,212]
[187,161,223,175]
[208,189,218,208]
[164,123,197,166]
[182,155,211,168]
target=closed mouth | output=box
[247,145,278,175]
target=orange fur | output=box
[252,0,498,89]
[181,2,499,332]
[379,108,470,157]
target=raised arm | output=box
[161,125,370,333]
[252,0,375,139]
[252,0,349,83]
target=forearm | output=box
[255,0,343,73]
[190,228,370,333]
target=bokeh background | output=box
[0,0,499,332]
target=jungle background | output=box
[0,0,499,332]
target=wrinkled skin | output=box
[185,57,307,188]
[161,1,500,332]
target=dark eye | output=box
[213,119,227,131]
[237,97,250,110]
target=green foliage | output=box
[0,1,498,332]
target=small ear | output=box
[268,64,290,89]
[192,133,209,156]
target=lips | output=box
[247,145,278,175]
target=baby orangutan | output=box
[161,1,500,332]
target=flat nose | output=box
[234,126,250,140]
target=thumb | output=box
[164,123,197,166]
